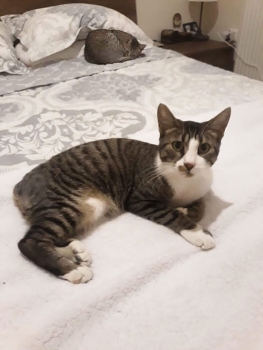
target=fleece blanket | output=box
[1,99,263,350]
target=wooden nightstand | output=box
[162,40,234,71]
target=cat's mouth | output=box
[178,165,194,177]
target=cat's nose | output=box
[184,162,195,171]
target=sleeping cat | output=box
[84,29,146,64]
[14,104,231,284]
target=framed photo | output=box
[183,21,199,33]
[173,13,182,28]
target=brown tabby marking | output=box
[84,29,146,64]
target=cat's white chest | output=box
[164,168,213,207]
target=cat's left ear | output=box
[139,44,146,51]
[205,107,231,138]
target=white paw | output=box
[69,240,92,266]
[177,207,188,215]
[61,266,93,284]
[69,240,86,253]
[180,226,215,250]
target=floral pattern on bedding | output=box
[0,47,177,95]
[0,108,147,165]
[1,47,263,174]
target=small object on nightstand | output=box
[173,13,182,28]
[183,21,198,33]
[183,21,209,41]
[161,29,193,44]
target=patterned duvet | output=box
[1,46,263,172]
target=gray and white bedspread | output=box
[1,47,263,350]
[1,46,263,173]
[0,47,176,95]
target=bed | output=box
[1,1,263,349]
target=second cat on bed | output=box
[14,104,231,284]
[84,29,146,64]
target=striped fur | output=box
[84,29,146,64]
[14,104,231,283]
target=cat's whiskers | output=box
[140,165,159,177]
[159,163,175,176]
[139,165,160,184]
[144,170,162,187]
[148,176,163,190]
[151,167,176,190]
[143,166,169,190]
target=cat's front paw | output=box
[180,226,215,250]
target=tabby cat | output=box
[14,104,231,284]
[84,29,146,64]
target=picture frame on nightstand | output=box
[183,22,199,34]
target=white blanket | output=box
[1,100,263,350]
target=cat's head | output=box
[157,103,231,176]
[124,37,146,58]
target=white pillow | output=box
[6,6,83,62]
[16,40,85,67]
[80,5,153,48]
[0,22,28,74]
[1,4,152,63]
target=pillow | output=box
[80,5,153,48]
[16,40,85,67]
[1,5,86,63]
[0,22,28,74]
[1,4,152,63]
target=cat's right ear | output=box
[157,103,183,137]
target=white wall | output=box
[136,0,192,41]
[234,0,263,81]
[208,0,247,41]
[136,0,246,42]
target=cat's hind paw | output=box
[180,226,215,250]
[69,240,92,266]
[177,207,188,215]
[61,266,93,284]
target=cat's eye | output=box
[198,143,210,154]
[172,141,183,152]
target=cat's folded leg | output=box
[18,227,93,284]
[127,200,214,250]
[177,198,205,223]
